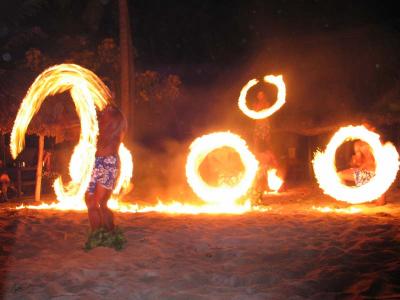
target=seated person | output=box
[0,172,10,202]
[0,172,17,202]
[338,139,385,205]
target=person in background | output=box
[252,91,271,153]
[338,124,386,205]
[252,91,280,193]
[0,160,16,202]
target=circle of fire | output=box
[313,125,399,204]
[11,64,132,208]
[186,132,259,204]
[238,75,286,120]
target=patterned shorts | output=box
[354,169,375,187]
[87,155,119,194]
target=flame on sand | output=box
[11,64,132,210]
[312,206,362,214]
[186,132,259,208]
[267,168,283,192]
[238,75,286,120]
[313,125,399,204]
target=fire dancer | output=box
[252,91,271,152]
[255,142,280,193]
[338,139,386,205]
[252,91,280,193]
[85,104,127,233]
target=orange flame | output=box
[312,206,362,214]
[11,64,133,210]
[186,131,259,207]
[12,65,271,214]
[267,168,283,192]
[313,125,399,204]
[238,75,286,119]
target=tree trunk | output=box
[119,0,135,135]
[35,134,44,202]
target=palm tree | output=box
[118,0,135,136]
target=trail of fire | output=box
[238,75,286,120]
[17,200,270,214]
[11,64,132,211]
[186,131,259,205]
[313,125,399,204]
[12,64,267,214]
[312,206,362,214]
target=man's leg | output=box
[85,192,102,231]
[93,185,114,231]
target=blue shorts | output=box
[87,155,119,194]
[354,169,375,187]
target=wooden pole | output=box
[35,134,44,202]
[119,0,135,138]
[17,167,21,199]
[119,0,131,128]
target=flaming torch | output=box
[238,75,286,120]
[313,125,399,204]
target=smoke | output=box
[126,25,400,202]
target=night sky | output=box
[1,0,399,67]
[1,0,400,142]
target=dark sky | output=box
[2,0,400,130]
[3,0,399,68]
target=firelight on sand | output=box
[238,75,286,119]
[11,64,132,210]
[267,168,283,192]
[312,206,362,214]
[313,125,399,204]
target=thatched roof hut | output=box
[0,68,81,201]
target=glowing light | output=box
[10,64,132,210]
[312,206,362,214]
[186,131,259,205]
[313,125,399,204]
[238,75,286,120]
[267,168,283,192]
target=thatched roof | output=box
[272,110,400,137]
[0,69,80,141]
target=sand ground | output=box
[1,186,400,299]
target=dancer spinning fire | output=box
[338,125,386,205]
[85,104,127,231]
[252,90,280,192]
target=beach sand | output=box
[1,185,400,299]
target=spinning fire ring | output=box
[186,131,259,204]
[238,75,286,120]
[313,125,399,204]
